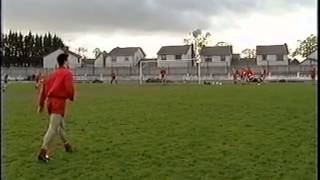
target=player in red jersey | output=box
[233,69,240,84]
[240,68,247,84]
[37,53,75,162]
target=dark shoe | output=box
[64,143,73,152]
[38,148,50,162]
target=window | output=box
[125,57,129,61]
[175,55,182,60]
[112,57,116,62]
[205,57,212,62]
[276,54,283,61]
[221,56,226,62]
[262,55,267,61]
[161,55,166,60]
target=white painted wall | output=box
[104,49,145,67]
[94,53,105,68]
[106,56,133,67]
[307,50,317,60]
[200,55,232,67]
[257,54,289,66]
[157,47,192,67]
[134,49,146,66]
[43,49,81,69]
[300,60,318,66]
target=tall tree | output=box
[76,47,87,57]
[292,34,317,58]
[2,30,65,66]
[242,48,256,59]
[184,29,212,57]
[93,48,101,58]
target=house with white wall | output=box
[94,51,108,68]
[307,49,317,60]
[200,46,233,67]
[103,47,145,67]
[43,48,82,69]
[157,45,192,67]
[300,59,317,66]
[256,44,289,66]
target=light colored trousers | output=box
[42,114,68,149]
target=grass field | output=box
[3,83,317,180]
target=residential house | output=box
[200,46,233,67]
[82,58,96,68]
[43,47,82,69]
[139,58,158,68]
[94,51,108,68]
[289,59,300,65]
[307,49,317,60]
[231,58,257,68]
[104,47,146,67]
[157,45,192,67]
[300,58,318,66]
[256,44,289,66]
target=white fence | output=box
[1,64,317,82]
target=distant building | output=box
[289,59,300,65]
[231,58,257,68]
[82,58,96,68]
[157,45,192,67]
[139,58,158,68]
[94,51,108,68]
[307,49,317,60]
[300,58,317,66]
[43,47,82,69]
[200,46,233,67]
[256,44,289,66]
[103,47,146,67]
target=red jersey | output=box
[39,67,75,116]
[160,70,166,78]
[241,70,246,77]
[247,69,253,77]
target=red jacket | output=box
[39,67,75,116]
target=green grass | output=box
[3,83,317,180]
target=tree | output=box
[184,29,212,57]
[93,48,101,58]
[2,30,65,67]
[242,48,256,59]
[76,47,87,57]
[292,34,317,58]
[216,41,231,46]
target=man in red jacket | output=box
[37,53,75,162]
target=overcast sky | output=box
[3,0,317,59]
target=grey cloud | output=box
[3,0,316,35]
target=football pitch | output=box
[3,83,317,180]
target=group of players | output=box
[25,66,320,89]
[2,56,316,163]
[232,68,267,84]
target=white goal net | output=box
[139,58,203,84]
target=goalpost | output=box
[139,58,202,85]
